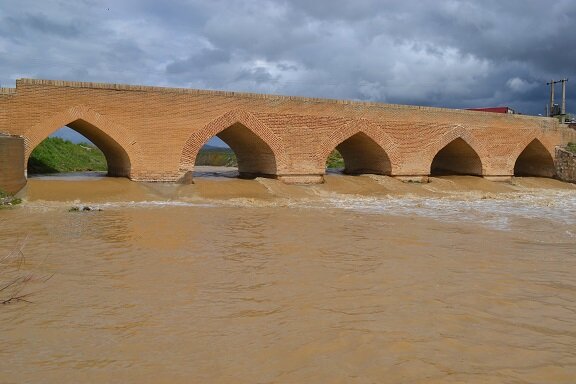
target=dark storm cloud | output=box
[1,13,82,39]
[1,0,574,114]
[166,48,231,74]
[235,66,280,84]
[418,1,576,74]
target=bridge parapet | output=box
[0,88,16,96]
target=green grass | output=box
[27,139,346,174]
[28,140,240,174]
[326,150,344,168]
[567,142,576,154]
[28,137,107,174]
[197,147,346,169]
[195,146,238,167]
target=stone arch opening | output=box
[430,138,483,176]
[27,119,132,178]
[513,139,555,177]
[193,122,278,179]
[325,132,392,175]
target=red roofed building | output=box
[466,107,516,114]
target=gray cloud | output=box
[0,0,574,115]
[166,48,231,74]
[2,13,82,39]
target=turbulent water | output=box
[2,170,576,383]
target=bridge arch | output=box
[24,106,143,178]
[320,119,399,175]
[513,138,556,177]
[179,109,287,181]
[425,128,484,176]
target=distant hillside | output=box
[199,146,344,168]
[201,145,230,151]
[28,137,107,174]
[196,145,237,166]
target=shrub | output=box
[326,150,344,168]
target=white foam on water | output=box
[18,187,576,231]
[312,190,576,230]
[97,200,216,209]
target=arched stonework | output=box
[423,126,485,166]
[512,138,556,177]
[424,126,486,176]
[319,119,400,174]
[24,106,143,178]
[430,137,483,176]
[179,109,288,179]
[504,133,557,175]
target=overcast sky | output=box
[1,0,575,119]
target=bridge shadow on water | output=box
[27,171,108,180]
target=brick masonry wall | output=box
[555,147,576,183]
[0,135,26,194]
[1,79,575,184]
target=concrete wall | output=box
[0,79,574,184]
[0,135,26,194]
[555,147,576,183]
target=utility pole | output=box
[548,80,555,116]
[561,78,568,123]
[547,78,569,121]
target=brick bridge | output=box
[1,79,575,189]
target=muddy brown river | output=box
[1,171,576,383]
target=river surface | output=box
[1,170,576,383]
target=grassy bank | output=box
[195,145,237,167]
[326,150,344,168]
[28,139,242,173]
[567,142,576,154]
[196,147,346,168]
[27,139,347,173]
[28,137,107,174]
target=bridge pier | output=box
[0,135,26,194]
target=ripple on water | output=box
[20,186,576,232]
[2,177,576,383]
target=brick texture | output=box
[555,148,576,182]
[1,79,575,184]
[0,135,26,193]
